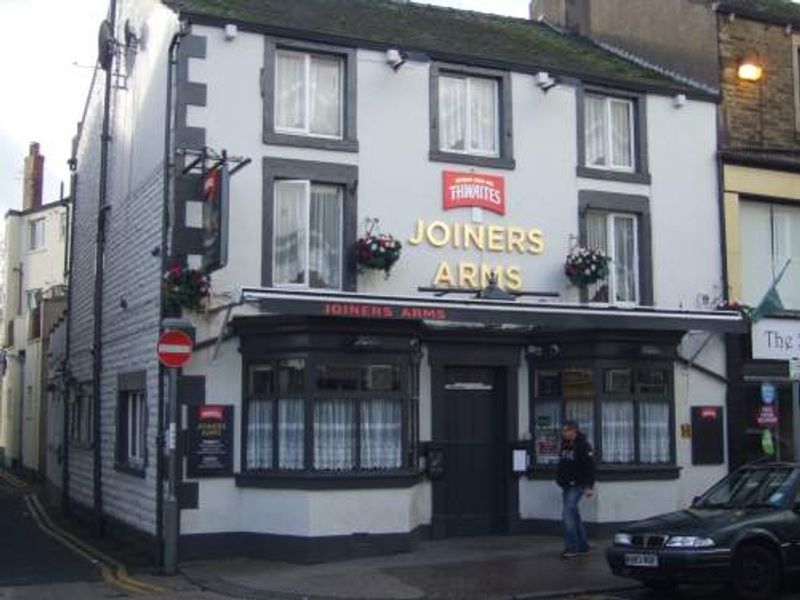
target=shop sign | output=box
[757,406,779,427]
[187,404,233,478]
[757,383,778,428]
[443,171,505,215]
[751,318,800,361]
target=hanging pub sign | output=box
[443,170,506,215]
[201,163,230,274]
[187,404,233,478]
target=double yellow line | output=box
[0,468,27,488]
[24,494,164,595]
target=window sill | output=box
[114,462,146,478]
[526,464,681,482]
[429,150,515,171]
[576,166,651,185]
[264,131,358,153]
[236,469,424,490]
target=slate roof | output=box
[171,0,710,97]
[717,0,800,27]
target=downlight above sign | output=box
[443,171,506,215]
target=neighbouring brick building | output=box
[533,0,800,469]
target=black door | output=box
[437,367,507,536]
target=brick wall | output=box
[719,15,799,147]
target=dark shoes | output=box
[561,547,591,559]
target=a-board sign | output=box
[187,405,233,478]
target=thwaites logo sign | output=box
[443,171,506,215]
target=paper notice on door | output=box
[512,449,528,473]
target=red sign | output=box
[198,405,224,421]
[701,407,718,420]
[203,168,220,201]
[757,405,779,427]
[323,302,447,321]
[157,330,194,368]
[443,171,506,215]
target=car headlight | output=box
[614,533,633,546]
[666,536,715,548]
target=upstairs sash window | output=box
[275,50,343,139]
[587,211,639,305]
[585,95,634,171]
[439,74,499,156]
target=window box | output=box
[263,38,358,152]
[429,63,515,170]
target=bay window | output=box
[531,362,674,470]
[243,355,412,476]
[273,181,343,290]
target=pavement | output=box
[181,535,640,600]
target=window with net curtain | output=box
[584,95,634,171]
[438,73,499,156]
[586,211,639,305]
[246,359,406,473]
[273,180,343,290]
[275,49,343,138]
[532,365,672,466]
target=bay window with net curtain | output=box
[531,361,674,472]
[243,354,416,477]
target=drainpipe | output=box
[157,20,189,570]
[93,0,117,536]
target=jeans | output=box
[562,485,589,553]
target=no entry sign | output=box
[157,330,193,368]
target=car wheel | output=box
[732,545,781,600]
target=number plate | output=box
[625,553,659,568]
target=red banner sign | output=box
[198,406,225,422]
[443,171,506,215]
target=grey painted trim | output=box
[578,190,653,306]
[236,471,423,490]
[263,37,358,152]
[118,370,147,392]
[575,84,650,184]
[429,62,515,170]
[262,157,358,291]
[175,35,207,153]
[179,526,427,563]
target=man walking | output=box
[556,420,595,558]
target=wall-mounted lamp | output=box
[737,55,764,82]
[535,71,557,93]
[224,23,238,41]
[385,48,406,71]
[673,93,687,108]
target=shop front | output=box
[178,289,743,562]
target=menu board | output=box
[187,405,233,478]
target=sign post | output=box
[158,322,194,575]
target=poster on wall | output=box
[187,404,233,478]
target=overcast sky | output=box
[0,1,529,217]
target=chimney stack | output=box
[23,142,44,211]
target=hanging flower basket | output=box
[564,246,610,287]
[163,262,210,311]
[356,228,402,278]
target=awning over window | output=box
[233,287,746,334]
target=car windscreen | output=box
[695,467,797,509]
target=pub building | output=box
[63,0,743,564]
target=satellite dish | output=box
[97,19,115,70]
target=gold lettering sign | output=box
[410,219,545,291]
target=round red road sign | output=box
[157,330,194,368]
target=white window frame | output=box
[585,95,636,173]
[28,218,45,251]
[274,49,344,140]
[273,180,344,290]
[126,391,146,465]
[438,73,500,157]
[590,212,640,306]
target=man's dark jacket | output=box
[556,432,595,488]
